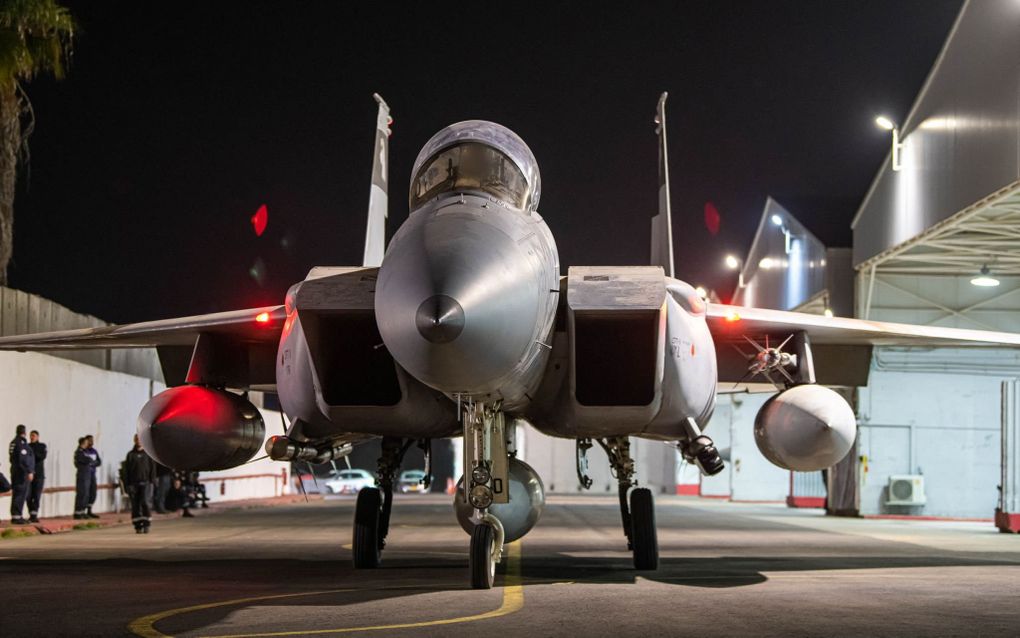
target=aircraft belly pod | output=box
[2,93,1020,588]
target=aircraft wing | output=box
[706,303,1020,387]
[0,305,287,388]
[0,305,286,350]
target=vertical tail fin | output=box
[650,91,675,278]
[362,93,392,267]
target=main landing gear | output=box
[576,427,724,571]
[462,401,512,589]
[352,437,416,569]
[578,437,658,569]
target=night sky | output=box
[10,1,962,323]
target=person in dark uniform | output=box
[74,436,101,519]
[27,430,47,523]
[8,424,36,525]
[166,470,195,518]
[123,434,157,533]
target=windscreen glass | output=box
[410,142,530,210]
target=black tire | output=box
[353,487,382,568]
[630,487,658,570]
[470,523,496,589]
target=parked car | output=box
[398,469,431,494]
[323,469,375,495]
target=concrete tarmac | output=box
[1,494,1019,637]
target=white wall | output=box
[857,348,1014,518]
[701,391,791,501]
[0,352,288,518]
[517,423,677,495]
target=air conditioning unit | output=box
[886,475,926,506]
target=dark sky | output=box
[11,1,962,323]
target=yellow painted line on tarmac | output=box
[127,541,523,638]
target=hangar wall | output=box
[0,351,289,518]
[851,0,1020,265]
[517,424,677,495]
[700,392,790,501]
[857,349,1020,518]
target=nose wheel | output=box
[469,514,505,589]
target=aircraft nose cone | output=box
[415,294,465,344]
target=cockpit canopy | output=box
[410,120,541,212]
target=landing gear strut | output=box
[463,401,511,589]
[352,437,413,569]
[597,436,658,570]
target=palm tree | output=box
[0,0,73,285]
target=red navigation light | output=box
[251,204,268,237]
[255,311,271,324]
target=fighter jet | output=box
[3,93,1019,588]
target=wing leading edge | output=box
[707,303,1020,387]
[0,305,286,350]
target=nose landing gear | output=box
[463,401,512,589]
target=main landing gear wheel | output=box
[353,487,382,569]
[629,487,658,570]
[470,523,497,590]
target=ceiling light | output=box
[770,214,783,226]
[759,257,774,270]
[724,255,740,270]
[971,265,1000,287]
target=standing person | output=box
[27,430,46,523]
[123,434,157,533]
[73,437,89,519]
[8,425,35,525]
[83,435,101,518]
[73,436,101,519]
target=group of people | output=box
[2,427,208,532]
[5,425,48,524]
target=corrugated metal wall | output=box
[0,286,162,380]
[852,0,1020,265]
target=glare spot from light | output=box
[759,257,774,270]
[695,286,708,299]
[770,214,783,226]
[255,311,271,323]
[875,115,895,131]
[724,310,741,322]
[724,254,740,270]
[823,308,834,318]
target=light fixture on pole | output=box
[970,265,1000,287]
[724,254,744,288]
[875,115,903,172]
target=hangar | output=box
[708,0,1020,525]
